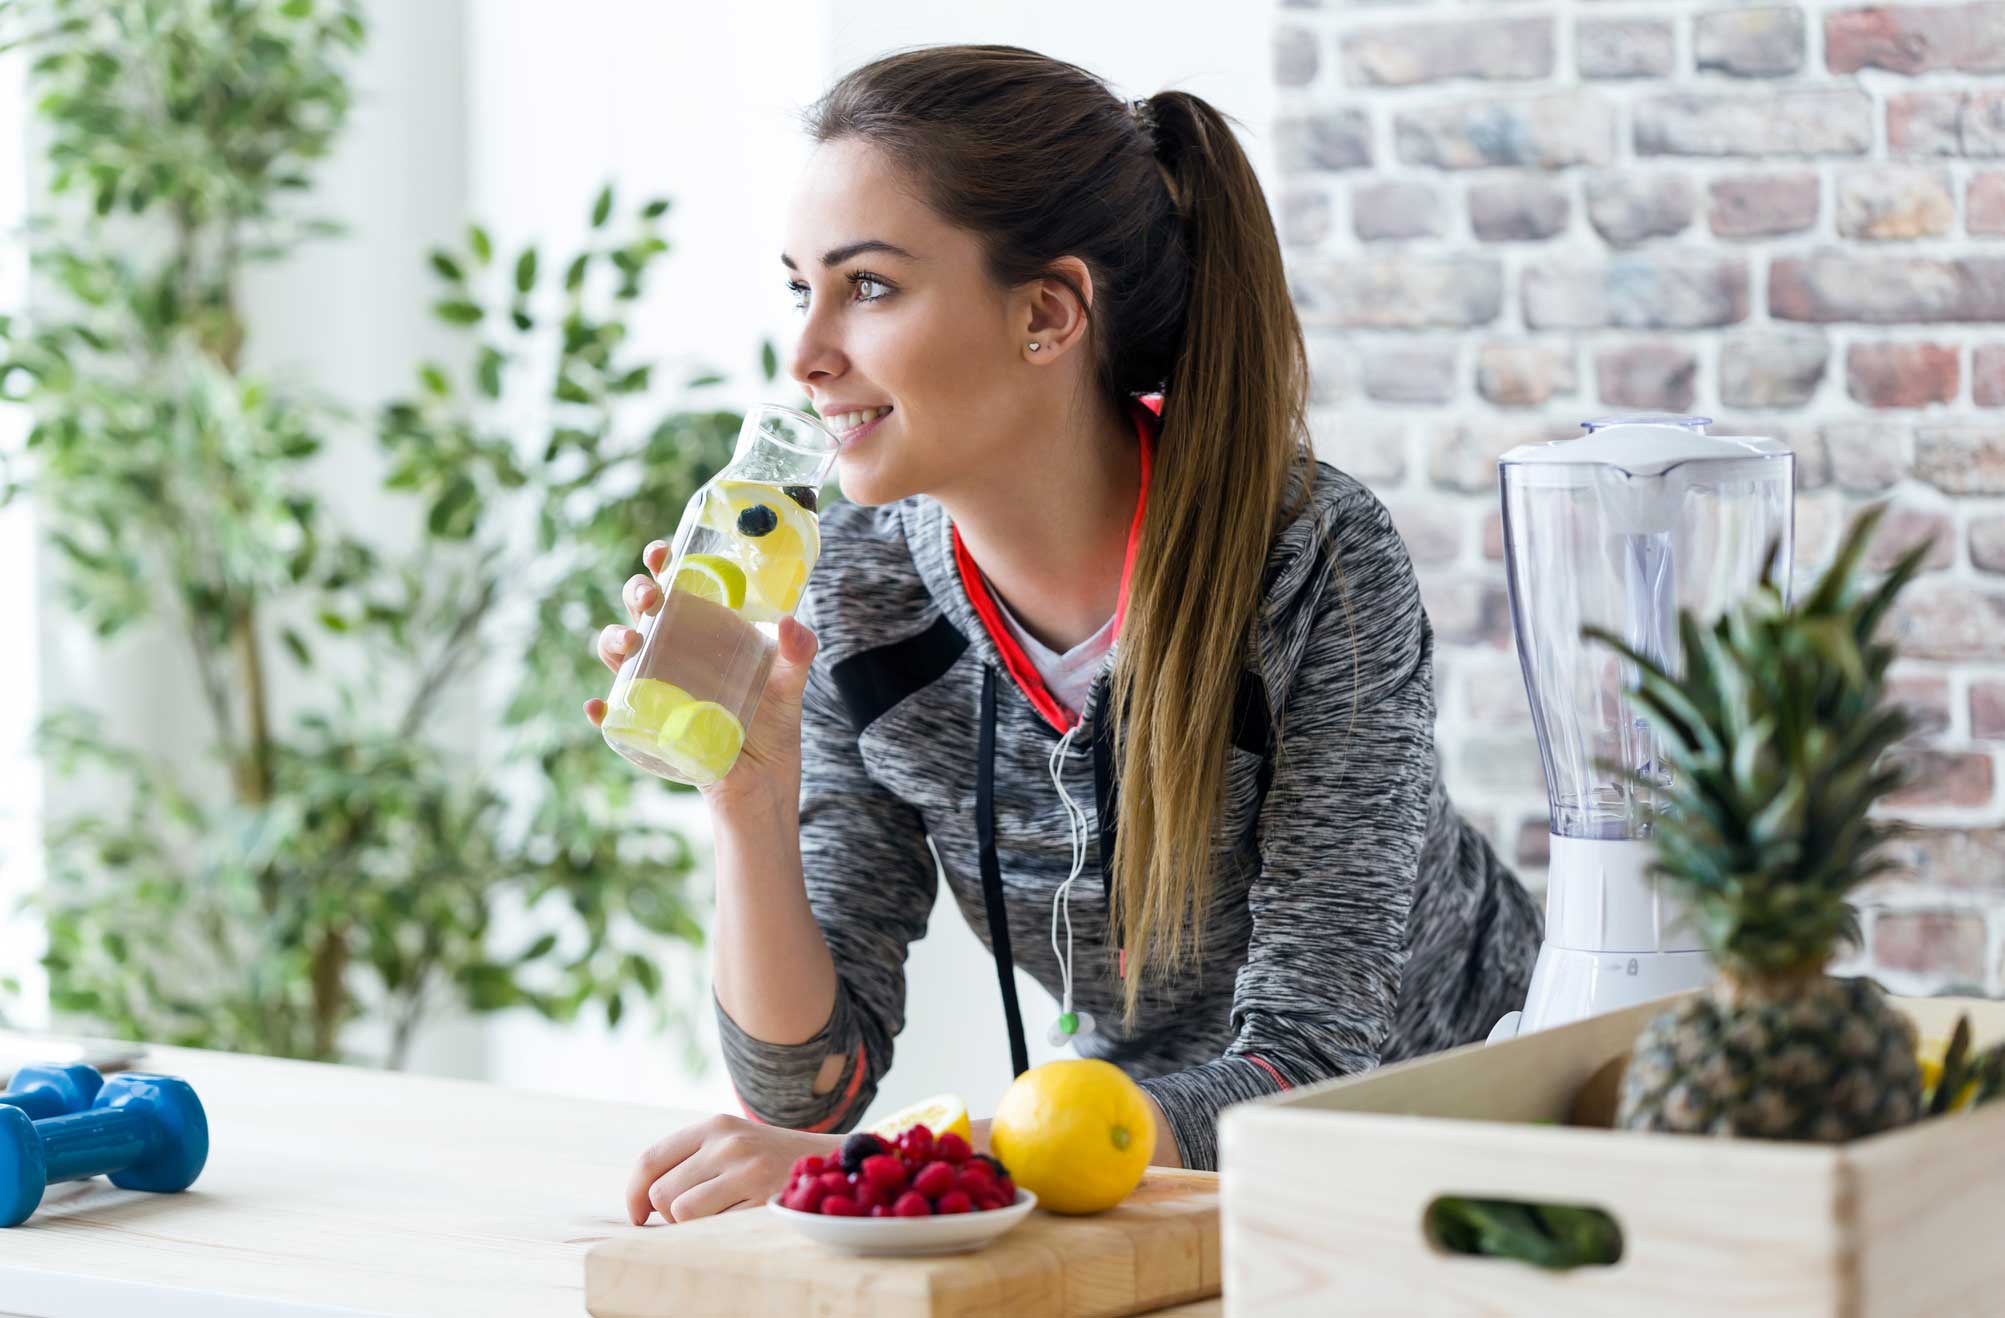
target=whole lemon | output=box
[989,1059,1155,1215]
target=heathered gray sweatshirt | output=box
[717,400,1543,1170]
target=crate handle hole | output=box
[1422,1195,1625,1270]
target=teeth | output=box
[830,405,891,433]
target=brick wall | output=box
[1274,0,2005,995]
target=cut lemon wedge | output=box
[868,1093,973,1145]
[671,554,747,611]
[602,677,693,743]
[657,699,745,783]
[703,481,820,621]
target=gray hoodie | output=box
[717,401,1542,1170]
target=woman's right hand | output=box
[584,539,819,807]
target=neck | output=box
[941,397,1143,654]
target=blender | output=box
[1488,415,1795,1040]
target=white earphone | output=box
[1045,723,1097,1049]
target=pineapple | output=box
[1591,505,1932,1142]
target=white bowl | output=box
[765,1187,1038,1256]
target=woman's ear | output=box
[1019,256,1095,362]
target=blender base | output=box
[1490,942,1714,1041]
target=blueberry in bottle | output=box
[736,503,779,537]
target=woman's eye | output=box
[785,273,892,312]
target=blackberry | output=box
[735,503,779,537]
[782,484,818,513]
[839,1131,888,1174]
[973,1152,1011,1178]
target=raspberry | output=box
[957,1161,996,1190]
[935,1132,972,1164]
[870,1204,889,1217]
[819,1194,860,1217]
[855,1179,891,1210]
[861,1153,908,1193]
[998,1176,1016,1199]
[816,1170,850,1198]
[911,1161,956,1199]
[892,1190,932,1218]
[973,1152,1010,1178]
[935,1190,973,1214]
[790,1154,826,1180]
[896,1125,935,1165]
[782,1182,823,1213]
[840,1132,890,1174]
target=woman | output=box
[587,45,1542,1225]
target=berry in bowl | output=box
[767,1127,1037,1257]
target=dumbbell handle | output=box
[33,1106,153,1186]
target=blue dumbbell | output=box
[0,1073,208,1227]
[0,1064,103,1121]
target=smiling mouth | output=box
[830,405,894,441]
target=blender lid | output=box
[1500,414,1791,477]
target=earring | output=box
[1027,342,1041,352]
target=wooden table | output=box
[0,1037,1223,1317]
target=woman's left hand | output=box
[624,1115,842,1224]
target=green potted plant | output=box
[0,0,785,1067]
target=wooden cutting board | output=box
[584,1168,1220,1318]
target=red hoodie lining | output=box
[952,396,1159,735]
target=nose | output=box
[788,310,845,398]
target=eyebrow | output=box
[779,239,918,271]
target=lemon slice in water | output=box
[658,700,746,782]
[671,554,747,610]
[704,482,819,620]
[602,677,693,743]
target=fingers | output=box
[623,573,662,627]
[598,623,641,673]
[625,1124,710,1226]
[583,698,607,726]
[778,616,820,668]
[656,1171,751,1224]
[642,539,670,575]
[763,618,821,714]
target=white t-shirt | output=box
[981,574,1115,722]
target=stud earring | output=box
[1027,342,1041,352]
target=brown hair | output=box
[806,45,1319,1021]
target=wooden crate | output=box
[1218,993,2005,1316]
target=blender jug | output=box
[1490,415,1794,1039]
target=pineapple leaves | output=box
[1586,504,1927,977]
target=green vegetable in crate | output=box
[1429,1198,1623,1270]
[1589,506,1929,1142]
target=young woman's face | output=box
[782,137,1029,507]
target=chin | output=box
[833,455,921,508]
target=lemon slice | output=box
[707,483,820,565]
[671,554,747,610]
[744,523,813,621]
[602,677,693,743]
[868,1093,973,1145]
[658,699,745,782]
